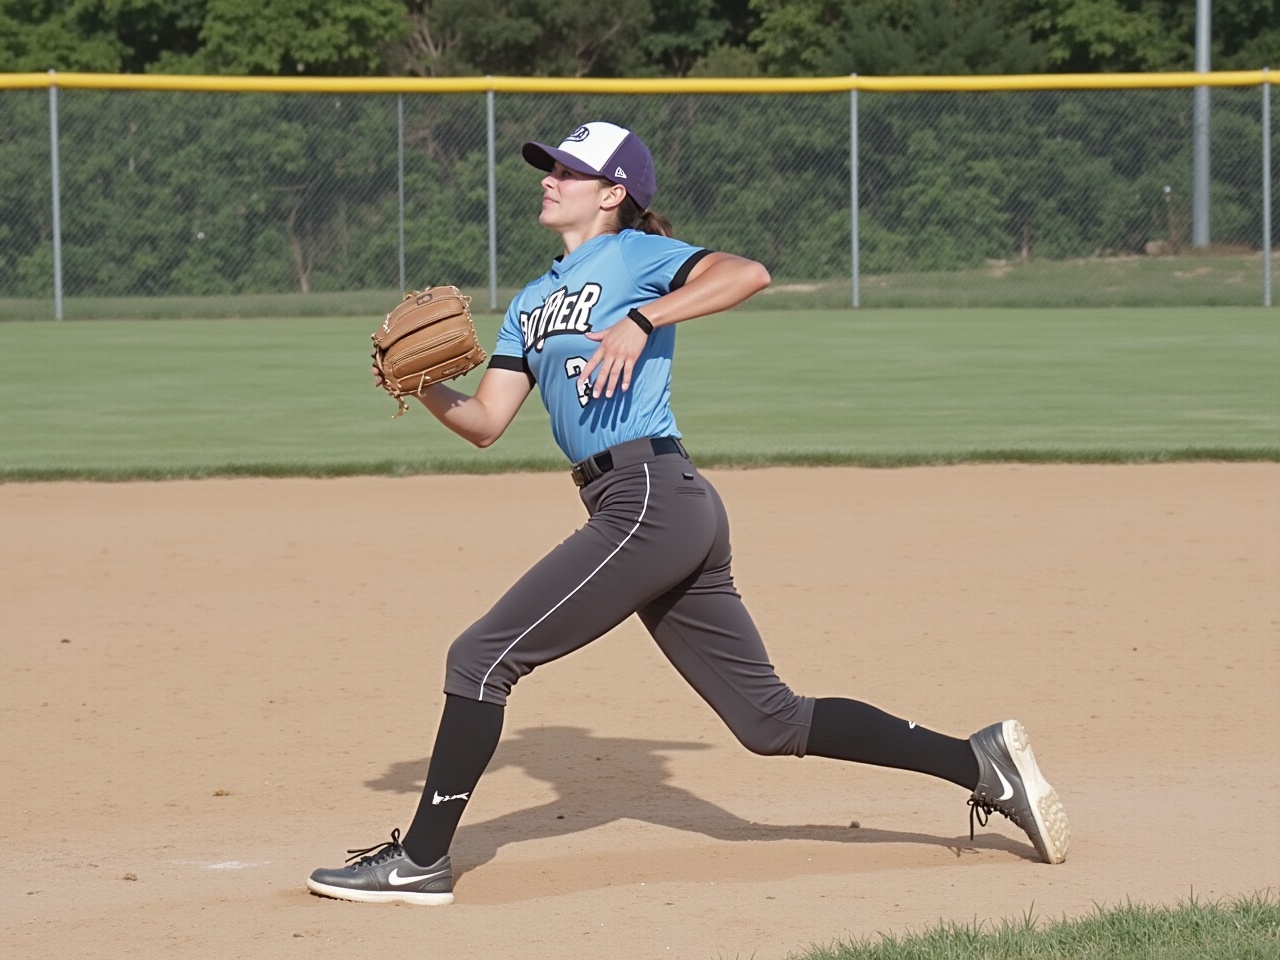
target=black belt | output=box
[570,436,687,487]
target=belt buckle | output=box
[570,463,588,487]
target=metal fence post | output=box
[486,86,498,312]
[48,71,64,321]
[397,93,406,294]
[1192,0,1211,246]
[1264,69,1273,308]
[850,76,860,309]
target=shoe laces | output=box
[344,828,405,866]
[968,795,1023,842]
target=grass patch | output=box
[0,307,1275,480]
[793,892,1280,960]
[7,448,1275,484]
[848,250,1275,310]
[2,251,1274,321]
[0,287,524,323]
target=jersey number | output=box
[564,357,591,407]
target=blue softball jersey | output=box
[490,229,711,464]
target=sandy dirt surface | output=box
[3,464,1278,960]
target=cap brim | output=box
[521,141,605,177]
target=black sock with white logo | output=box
[402,694,505,868]
[806,697,979,790]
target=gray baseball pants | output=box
[442,438,815,757]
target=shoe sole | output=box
[306,877,454,905]
[1003,719,1070,864]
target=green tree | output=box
[1031,0,1189,71]
[745,0,835,76]
[0,92,56,297]
[86,0,205,71]
[174,0,408,75]
[747,0,1277,77]
[383,0,655,77]
[386,0,756,77]
[644,0,732,76]
[749,0,1050,76]
[1,0,407,75]
[0,0,128,71]
[1027,0,1279,72]
[384,0,471,76]
[1193,0,1280,70]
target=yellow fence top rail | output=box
[0,70,1272,94]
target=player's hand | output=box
[579,317,649,399]
[371,362,385,388]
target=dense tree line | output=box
[0,87,1268,298]
[2,0,1277,78]
[2,4,1273,300]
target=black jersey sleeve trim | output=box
[671,248,714,291]
[489,352,536,385]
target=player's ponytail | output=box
[616,195,673,238]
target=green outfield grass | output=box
[2,250,1274,321]
[792,893,1280,960]
[0,307,1275,480]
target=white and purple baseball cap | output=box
[522,121,657,210]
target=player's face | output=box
[539,162,615,232]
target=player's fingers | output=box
[582,322,645,397]
[618,357,636,393]
[593,357,614,398]
[578,348,603,387]
[595,353,626,398]
[612,354,639,396]
[604,363,624,401]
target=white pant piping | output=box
[476,463,652,701]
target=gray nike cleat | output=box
[968,720,1070,864]
[307,829,454,904]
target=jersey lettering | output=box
[564,357,591,407]
[520,283,602,352]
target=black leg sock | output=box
[401,694,504,867]
[806,697,979,790]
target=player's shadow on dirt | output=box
[365,724,1030,868]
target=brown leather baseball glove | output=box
[371,285,487,418]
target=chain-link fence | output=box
[0,80,1274,318]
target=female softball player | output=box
[307,121,1069,905]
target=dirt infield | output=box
[4,464,1278,960]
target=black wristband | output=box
[627,308,654,335]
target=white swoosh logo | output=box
[387,867,445,887]
[994,766,1015,802]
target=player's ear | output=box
[600,182,627,211]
